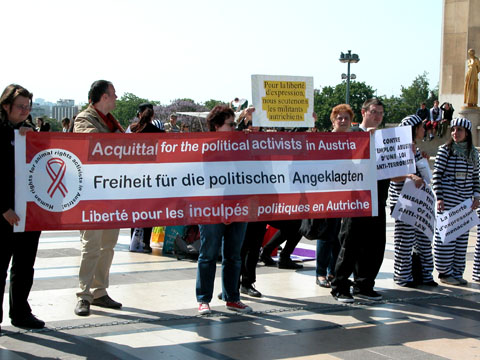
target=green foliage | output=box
[381,72,437,124]
[314,73,438,128]
[111,92,160,128]
[399,72,430,113]
[428,83,439,106]
[314,81,375,130]
[381,95,406,124]
[177,98,196,104]
[204,99,227,110]
[84,73,439,130]
[44,117,62,132]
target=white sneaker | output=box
[198,303,211,315]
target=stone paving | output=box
[1,213,480,359]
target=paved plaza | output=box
[1,212,480,359]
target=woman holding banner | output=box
[314,104,353,288]
[433,118,480,285]
[389,115,436,287]
[0,84,44,331]
[195,105,252,315]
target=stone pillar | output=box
[439,0,480,132]
[458,108,480,145]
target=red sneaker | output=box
[198,303,211,315]
[226,301,252,313]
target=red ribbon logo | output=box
[46,158,68,198]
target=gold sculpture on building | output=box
[464,48,480,107]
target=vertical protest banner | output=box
[391,178,436,239]
[15,131,377,232]
[251,75,314,128]
[375,126,415,180]
[436,199,480,244]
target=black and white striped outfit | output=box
[389,149,434,285]
[151,119,165,131]
[474,151,480,282]
[432,144,480,279]
[474,216,480,281]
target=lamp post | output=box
[339,50,360,104]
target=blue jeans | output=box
[196,223,247,303]
[316,239,335,277]
[315,218,341,277]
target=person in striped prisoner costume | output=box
[474,223,480,282]
[433,118,480,286]
[475,151,480,283]
[389,115,437,287]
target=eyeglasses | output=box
[14,104,32,112]
[367,110,384,116]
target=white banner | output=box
[391,178,436,239]
[375,127,415,180]
[436,199,480,244]
[14,131,377,232]
[251,74,314,128]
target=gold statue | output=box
[464,48,480,107]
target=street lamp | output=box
[339,50,360,104]
[341,74,356,80]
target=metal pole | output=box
[339,50,358,105]
[346,61,351,104]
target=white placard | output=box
[416,157,432,184]
[375,127,415,180]
[392,178,436,239]
[436,199,480,244]
[251,74,314,128]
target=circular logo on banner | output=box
[28,149,84,212]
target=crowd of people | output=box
[2,79,480,332]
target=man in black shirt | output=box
[330,98,390,303]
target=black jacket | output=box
[1,119,36,215]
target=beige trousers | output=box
[76,229,119,302]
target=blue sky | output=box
[3,0,442,105]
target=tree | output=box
[399,72,431,114]
[154,98,207,120]
[427,83,439,106]
[204,99,227,110]
[314,81,375,130]
[381,72,437,124]
[381,95,406,124]
[112,93,160,128]
[43,117,61,132]
[154,99,209,132]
